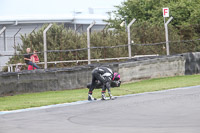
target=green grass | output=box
[1,74,200,111]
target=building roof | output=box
[0,13,108,25]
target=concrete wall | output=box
[0,52,200,96]
[119,56,185,82]
[184,52,200,75]
[0,66,92,96]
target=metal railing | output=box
[1,54,159,72]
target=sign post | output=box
[163,8,172,55]
[127,18,136,58]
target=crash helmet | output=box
[112,72,120,81]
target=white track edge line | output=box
[1,85,200,115]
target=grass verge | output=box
[1,74,200,111]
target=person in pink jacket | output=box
[28,50,40,70]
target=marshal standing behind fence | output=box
[24,48,40,70]
[28,50,40,70]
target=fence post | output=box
[87,21,95,64]
[11,65,13,72]
[0,27,6,51]
[164,16,173,55]
[14,28,21,55]
[7,66,10,72]
[30,26,38,50]
[43,24,53,69]
[127,18,136,58]
[0,27,6,35]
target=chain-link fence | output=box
[1,23,200,72]
[1,38,200,72]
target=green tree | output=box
[106,0,200,28]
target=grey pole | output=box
[3,31,6,51]
[43,24,53,69]
[164,16,173,55]
[127,18,136,58]
[87,21,95,64]
[125,20,127,32]
[73,11,82,31]
[14,28,21,55]
[31,26,38,34]
[74,17,76,31]
[73,10,76,31]
[163,17,166,25]
[0,27,6,51]
[30,26,38,50]
[0,27,6,34]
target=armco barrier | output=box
[0,52,200,96]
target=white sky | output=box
[0,0,124,17]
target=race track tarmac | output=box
[1,86,200,133]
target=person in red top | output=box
[28,50,40,70]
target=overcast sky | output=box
[0,0,124,17]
